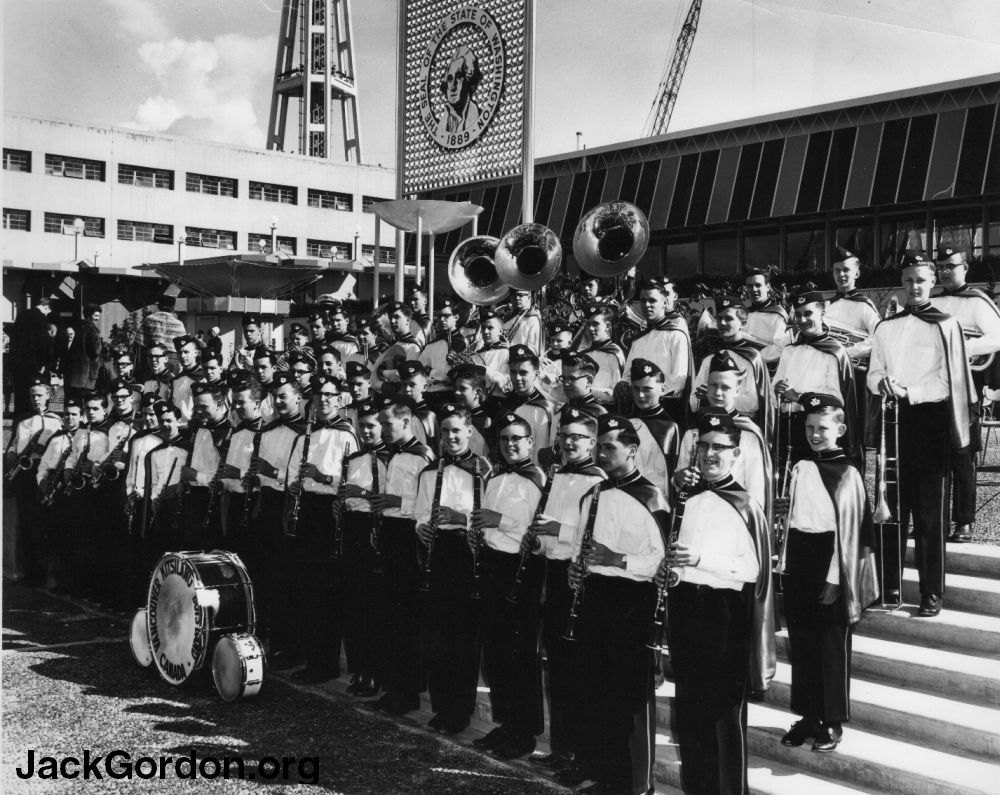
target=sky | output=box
[4,0,1000,167]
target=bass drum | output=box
[212,632,266,702]
[146,550,256,686]
[129,607,153,668]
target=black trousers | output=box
[13,464,47,587]
[541,558,586,757]
[669,581,752,795]
[421,532,482,721]
[257,488,289,649]
[338,510,379,677]
[950,367,983,525]
[578,575,657,792]
[784,530,851,724]
[374,516,423,698]
[480,547,544,738]
[881,400,951,596]
[293,492,340,674]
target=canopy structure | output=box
[135,253,331,299]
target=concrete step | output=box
[657,688,999,795]
[901,567,1000,617]
[906,539,1000,579]
[855,602,1000,657]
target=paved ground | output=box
[2,583,562,794]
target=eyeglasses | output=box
[319,391,338,399]
[558,374,587,384]
[499,434,530,443]
[695,441,737,453]
[556,433,594,443]
[293,369,311,376]
[150,353,167,359]
[112,393,130,401]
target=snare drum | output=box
[129,607,153,668]
[212,632,265,702]
[146,550,256,686]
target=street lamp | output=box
[72,217,85,259]
[177,233,187,266]
[270,216,278,254]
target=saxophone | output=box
[69,432,93,490]
[7,414,46,481]
[40,439,73,507]
[92,425,133,487]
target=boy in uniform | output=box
[449,364,493,457]
[398,360,439,450]
[777,393,879,753]
[178,382,233,547]
[342,361,373,428]
[626,358,682,495]
[142,344,175,402]
[491,344,555,465]
[579,304,626,407]
[217,375,265,562]
[744,268,790,369]
[373,302,422,389]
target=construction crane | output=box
[643,0,703,138]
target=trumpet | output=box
[563,483,603,642]
[874,393,902,610]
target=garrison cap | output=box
[801,392,844,411]
[629,358,662,381]
[397,360,427,380]
[792,290,825,307]
[714,294,742,314]
[345,361,371,379]
[508,344,538,365]
[935,246,966,268]
[708,351,742,375]
[697,408,738,434]
[596,414,631,436]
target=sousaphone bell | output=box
[448,235,510,305]
[573,201,649,277]
[495,223,563,291]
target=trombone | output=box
[874,392,902,610]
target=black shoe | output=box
[949,524,973,543]
[353,676,379,698]
[346,673,363,693]
[473,726,511,749]
[491,734,536,760]
[382,693,420,716]
[577,783,608,795]
[269,650,304,671]
[812,723,843,752]
[918,593,942,617]
[441,714,470,735]
[527,751,572,772]
[427,713,445,732]
[369,693,396,712]
[781,717,821,747]
[291,668,334,684]
[555,762,589,787]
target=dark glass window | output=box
[583,169,607,213]
[119,164,173,190]
[686,150,719,226]
[819,127,857,211]
[186,172,237,197]
[786,224,825,271]
[667,153,699,228]
[897,114,937,202]
[744,228,780,269]
[749,139,784,219]
[534,177,557,228]
[635,160,661,214]
[728,142,762,221]
[834,222,875,270]
[703,233,738,276]
[984,107,1000,196]
[3,208,30,231]
[3,149,31,172]
[870,119,909,205]
[478,187,500,237]
[955,105,996,197]
[620,162,643,205]
[117,219,173,243]
[561,172,591,239]
[249,233,297,254]
[665,236,698,278]
[487,183,513,238]
[795,131,832,214]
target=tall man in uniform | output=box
[504,289,543,354]
[178,382,233,547]
[142,344,175,402]
[744,268,789,369]
[579,304,626,407]
[492,345,556,465]
[231,314,266,373]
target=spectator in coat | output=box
[11,296,54,414]
[65,304,103,404]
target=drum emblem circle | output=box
[418,6,505,150]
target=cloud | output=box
[103,0,170,41]
[122,33,274,148]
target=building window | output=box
[880,215,927,268]
[249,233,297,254]
[118,163,173,190]
[744,228,781,270]
[117,219,174,244]
[703,234,739,276]
[249,180,297,204]
[44,212,105,237]
[3,148,31,172]
[933,210,984,263]
[44,154,105,181]
[361,244,395,264]
[786,224,826,272]
[834,222,876,270]
[307,188,352,211]
[186,172,237,197]
[664,237,698,278]
[362,195,389,213]
[307,238,352,259]
[186,226,237,250]
[3,208,30,231]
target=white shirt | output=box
[383,445,432,520]
[343,450,388,514]
[677,426,769,513]
[825,295,881,360]
[933,290,1000,359]
[773,342,841,412]
[482,471,542,554]
[126,433,163,497]
[222,426,261,494]
[867,313,954,404]
[12,413,62,457]
[629,418,671,495]
[543,469,606,560]
[623,327,690,396]
[36,431,73,485]
[745,309,789,364]
[286,422,357,495]
[676,489,760,590]
[576,485,665,581]
[414,461,478,530]
[581,346,623,404]
[148,442,187,499]
[786,460,839,584]
[64,427,110,472]
[257,423,300,491]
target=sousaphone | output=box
[494,222,563,291]
[573,201,649,277]
[448,235,510,305]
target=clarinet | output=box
[239,428,264,528]
[370,448,385,574]
[469,458,483,601]
[563,483,603,642]
[418,459,446,593]
[151,458,178,532]
[172,448,191,532]
[284,418,314,538]
[507,463,558,604]
[331,443,352,560]
[201,431,234,529]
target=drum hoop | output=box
[147,553,212,684]
[213,632,263,702]
[130,608,153,668]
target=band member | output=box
[373,302,422,388]
[667,410,776,795]
[284,373,358,683]
[343,361,373,428]
[692,294,775,439]
[524,409,606,782]
[474,308,510,391]
[218,373,265,561]
[570,414,666,795]
[471,413,545,760]
[351,316,383,368]
[538,322,575,398]
[825,247,881,366]
[7,379,62,587]
[617,278,694,423]
[287,350,317,419]
[552,353,607,421]
[337,397,389,697]
[415,404,492,732]
[419,299,467,400]
[178,382,233,548]
[504,289,543,354]
[124,395,165,602]
[932,246,1000,543]
[329,305,362,363]
[142,344,175,402]
[317,343,343,383]
[744,268,790,367]
[172,334,203,426]
[37,397,84,594]
[449,364,493,457]
[100,378,140,608]
[579,304,626,406]
[397,361,439,450]
[626,359,681,494]
[773,290,861,467]
[145,403,190,555]
[252,372,307,663]
[407,283,433,346]
[491,345,555,465]
[230,313,266,372]
[777,393,879,753]
[868,255,976,616]
[109,349,138,390]
[308,312,332,362]
[369,394,434,715]
[252,347,278,423]
[201,351,226,387]
[278,322,314,372]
